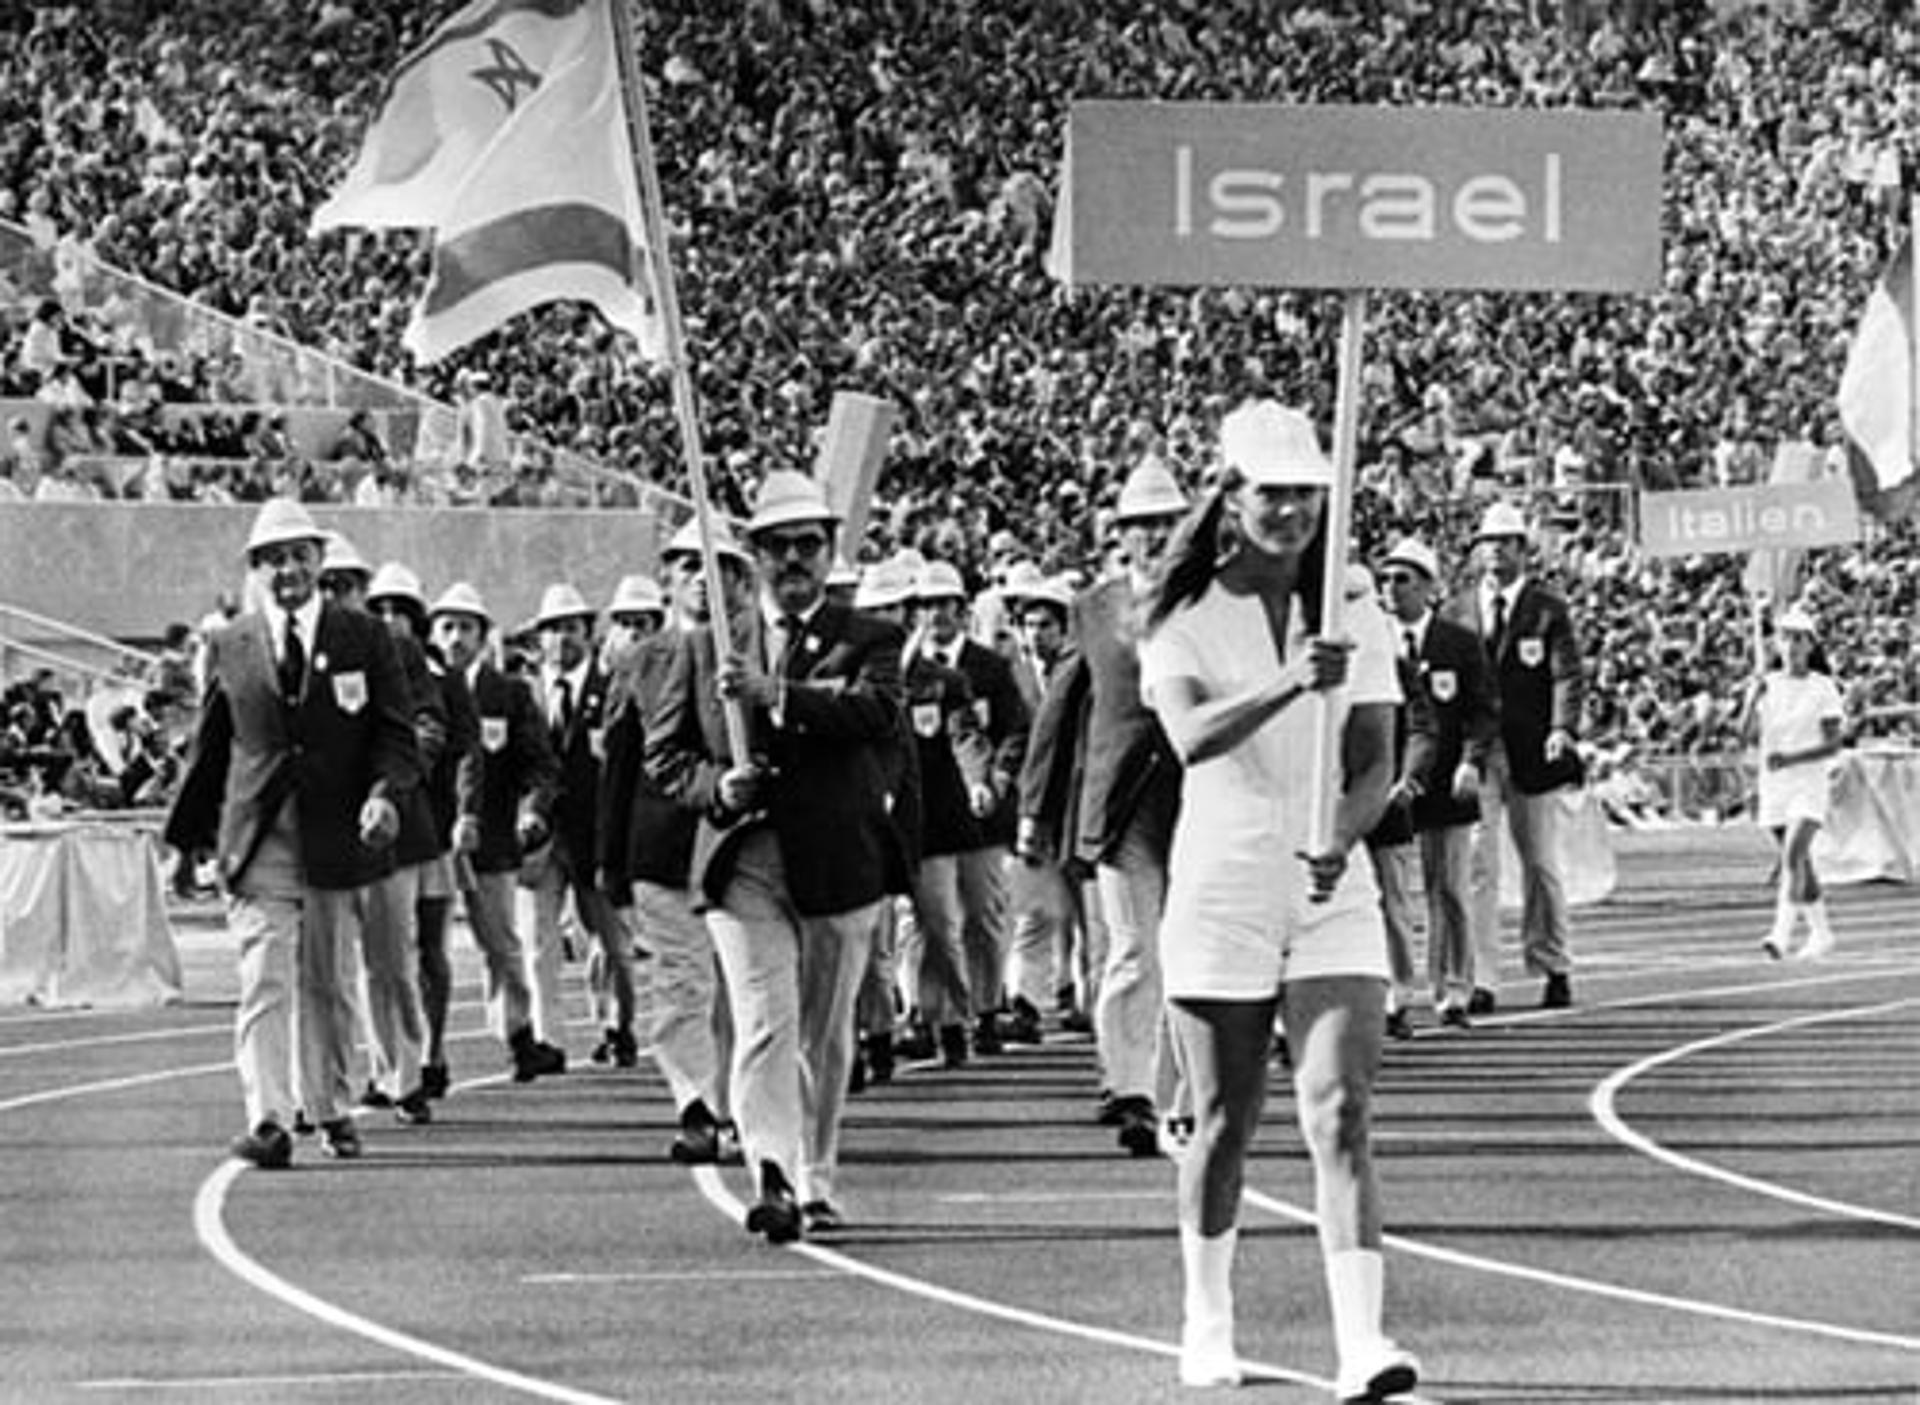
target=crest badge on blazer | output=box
[1518,637,1545,668]
[1429,669,1457,703]
[333,670,368,714]
[481,716,508,752]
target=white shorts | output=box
[1160,854,1390,1001]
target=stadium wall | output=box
[0,503,660,642]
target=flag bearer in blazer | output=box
[646,470,909,1243]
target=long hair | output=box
[1143,471,1328,639]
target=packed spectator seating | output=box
[0,0,1917,814]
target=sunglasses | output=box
[611,613,660,629]
[758,530,830,560]
[1380,571,1424,586]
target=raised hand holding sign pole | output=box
[1058,101,1663,851]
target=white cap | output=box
[366,562,425,609]
[662,517,753,568]
[746,469,838,535]
[914,559,967,602]
[242,498,325,558]
[606,574,665,617]
[1380,537,1440,581]
[1114,456,1189,522]
[428,581,491,626]
[320,532,371,579]
[855,555,918,610]
[530,583,595,628]
[1777,604,1818,634]
[1475,501,1530,541]
[1219,400,1334,488]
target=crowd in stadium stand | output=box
[0,0,1917,802]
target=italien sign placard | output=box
[1061,103,1663,293]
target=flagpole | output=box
[608,0,750,763]
[1308,288,1368,856]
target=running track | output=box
[1,826,1915,1403]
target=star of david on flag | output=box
[312,0,664,365]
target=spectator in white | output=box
[457,369,512,480]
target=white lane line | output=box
[0,1023,231,1058]
[686,1165,1445,1404]
[1591,996,1920,1235]
[0,1062,232,1112]
[193,1162,628,1405]
[1243,1188,1920,1354]
[77,1369,466,1391]
[525,1269,837,1284]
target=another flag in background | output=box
[1836,230,1917,504]
[312,0,601,232]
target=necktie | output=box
[553,676,573,734]
[777,615,806,679]
[1489,594,1507,658]
[1403,629,1418,662]
[279,616,305,704]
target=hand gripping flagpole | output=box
[1307,289,1369,856]
[609,0,750,764]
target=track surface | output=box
[2,826,1916,1404]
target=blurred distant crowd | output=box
[0,0,1917,818]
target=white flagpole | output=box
[608,0,750,763]
[1308,289,1369,855]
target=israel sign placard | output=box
[1639,480,1861,559]
[1061,103,1662,292]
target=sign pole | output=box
[1308,288,1369,856]
[609,0,749,762]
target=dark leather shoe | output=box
[1384,1008,1414,1041]
[1439,1005,1473,1030]
[612,1028,639,1068]
[394,1090,433,1125]
[744,1161,802,1244]
[589,1028,617,1065]
[420,1062,450,1100]
[1467,987,1497,1016]
[510,1031,567,1082]
[1003,998,1044,1045]
[230,1120,292,1169]
[972,1014,1003,1056]
[715,1121,743,1165]
[669,1101,722,1164]
[1112,1096,1160,1158]
[291,1109,316,1136]
[1541,973,1572,1009]
[938,1023,969,1069]
[800,1199,845,1233]
[319,1117,363,1159]
[358,1081,393,1110]
[862,1032,894,1084]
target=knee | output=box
[1294,1078,1373,1161]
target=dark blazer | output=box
[946,637,1028,846]
[457,660,560,875]
[1447,579,1584,796]
[599,629,697,902]
[537,660,613,870]
[904,653,988,860]
[423,645,478,851]
[390,630,451,868]
[1398,615,1500,832]
[1024,576,1179,868]
[645,599,910,916]
[165,603,419,892]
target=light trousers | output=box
[361,860,426,1098]
[1470,745,1574,983]
[460,867,534,1042]
[230,884,364,1128]
[1008,854,1075,1011]
[957,844,1010,1014]
[1418,822,1476,1006]
[1094,817,1167,1102]
[703,829,881,1206]
[1368,840,1419,1009]
[634,879,731,1119]
[898,854,970,1025]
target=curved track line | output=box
[1243,1189,1920,1353]
[0,1061,231,1112]
[685,1165,1446,1403]
[194,1162,627,1405]
[1591,996,1920,1234]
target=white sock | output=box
[1323,1247,1385,1366]
[1803,899,1835,949]
[1180,1225,1240,1384]
[1766,881,1795,945]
